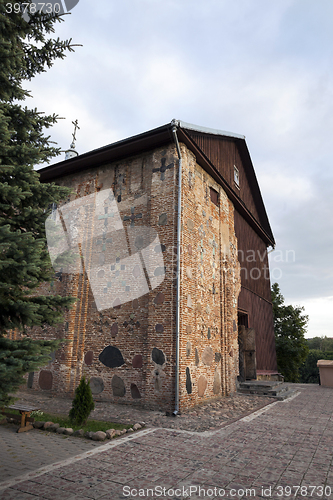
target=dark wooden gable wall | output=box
[185,130,278,373]
[185,131,260,222]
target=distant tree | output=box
[271,283,309,382]
[299,337,333,384]
[299,349,322,384]
[0,2,76,405]
[307,336,333,352]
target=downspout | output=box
[171,119,182,416]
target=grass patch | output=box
[33,412,132,433]
[3,409,131,433]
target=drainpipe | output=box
[171,119,182,416]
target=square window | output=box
[210,187,219,206]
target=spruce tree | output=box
[69,377,95,426]
[0,1,77,405]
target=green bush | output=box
[299,349,333,384]
[69,377,95,426]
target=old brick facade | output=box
[17,121,276,412]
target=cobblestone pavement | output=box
[0,388,276,486]
[0,423,105,484]
[7,388,277,432]
[2,384,333,500]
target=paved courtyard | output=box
[0,384,332,499]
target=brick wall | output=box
[22,142,241,411]
[179,146,241,410]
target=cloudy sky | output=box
[29,0,333,338]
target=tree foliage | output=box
[0,1,76,404]
[307,336,333,352]
[299,337,333,384]
[69,377,95,426]
[0,337,61,405]
[271,282,309,382]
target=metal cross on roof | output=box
[72,119,80,143]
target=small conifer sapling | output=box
[69,377,95,426]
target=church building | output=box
[27,120,278,412]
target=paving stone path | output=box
[2,384,333,500]
[8,389,276,432]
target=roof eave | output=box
[38,123,175,182]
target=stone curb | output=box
[30,419,145,441]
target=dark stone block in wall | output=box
[202,346,214,366]
[187,219,194,230]
[154,292,165,305]
[132,265,141,278]
[186,367,192,395]
[49,351,56,364]
[111,323,118,337]
[152,347,165,366]
[132,299,139,309]
[99,346,125,368]
[112,375,126,397]
[213,368,221,395]
[90,377,104,394]
[135,235,144,250]
[27,372,34,389]
[198,375,207,397]
[132,354,143,368]
[155,324,164,333]
[186,341,191,357]
[154,244,166,253]
[215,352,221,362]
[195,348,200,366]
[113,298,121,309]
[154,267,165,277]
[131,383,141,399]
[84,351,94,365]
[158,213,167,226]
[39,370,53,391]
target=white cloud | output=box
[260,171,314,209]
[293,297,333,338]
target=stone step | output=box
[274,389,298,401]
[237,381,297,400]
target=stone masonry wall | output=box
[179,145,241,411]
[24,144,179,411]
[19,141,241,412]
